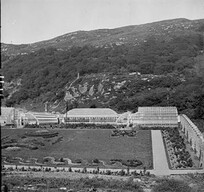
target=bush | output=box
[74,159,82,163]
[152,179,192,192]
[93,159,100,164]
[68,167,72,172]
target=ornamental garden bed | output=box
[25,130,59,138]
[111,130,138,137]
[24,123,116,129]
[2,128,153,169]
[162,128,194,169]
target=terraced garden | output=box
[1,128,153,169]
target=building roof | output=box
[1,107,14,117]
[0,107,15,124]
[67,108,118,117]
[138,106,178,114]
[26,112,58,124]
[132,106,178,125]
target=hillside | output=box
[1,18,204,129]
[1,18,204,56]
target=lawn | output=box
[1,128,153,168]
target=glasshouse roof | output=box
[26,112,58,124]
[138,107,178,115]
[132,107,178,125]
[67,108,118,117]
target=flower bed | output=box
[162,128,193,169]
[111,130,138,137]
[25,130,59,138]
[24,123,116,129]
[110,159,143,167]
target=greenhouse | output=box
[25,112,59,125]
[0,107,15,126]
[0,107,26,127]
[65,108,118,124]
[131,106,178,128]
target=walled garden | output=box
[162,128,194,169]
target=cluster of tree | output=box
[109,75,204,120]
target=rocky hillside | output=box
[1,18,204,123]
[48,72,184,113]
[1,18,204,56]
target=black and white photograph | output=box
[1,0,204,191]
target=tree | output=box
[68,167,72,172]
[194,93,204,119]
[1,184,8,192]
[90,104,97,108]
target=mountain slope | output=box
[1,18,204,127]
[2,18,204,56]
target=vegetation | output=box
[2,172,204,192]
[162,129,194,169]
[152,178,193,192]
[111,130,138,137]
[25,130,59,138]
[110,159,143,167]
[1,176,144,192]
[2,19,204,130]
[24,123,116,129]
[1,128,152,168]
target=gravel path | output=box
[151,130,170,175]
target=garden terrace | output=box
[1,128,153,169]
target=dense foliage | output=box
[2,28,204,123]
[2,176,144,192]
[152,178,193,192]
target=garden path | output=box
[151,130,170,175]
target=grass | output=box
[1,128,153,168]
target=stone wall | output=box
[180,114,204,168]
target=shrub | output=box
[74,159,82,163]
[93,159,100,164]
[68,167,72,172]
[152,179,192,192]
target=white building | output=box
[64,108,118,124]
[24,112,59,125]
[0,107,26,127]
[131,106,178,128]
